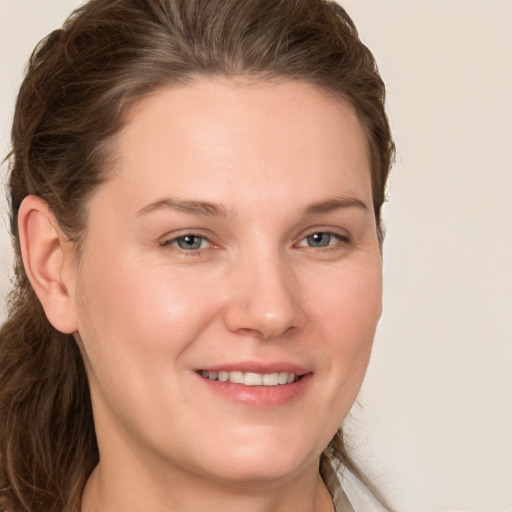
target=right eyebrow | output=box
[303,196,369,216]
[135,198,232,218]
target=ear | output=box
[18,195,79,334]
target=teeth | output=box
[201,370,298,386]
[262,373,278,386]
[244,372,262,386]
[278,372,289,385]
[230,371,244,384]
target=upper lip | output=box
[197,362,310,376]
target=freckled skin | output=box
[68,78,382,512]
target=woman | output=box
[0,0,395,511]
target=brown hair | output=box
[0,0,395,510]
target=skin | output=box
[20,78,382,512]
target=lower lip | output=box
[197,373,313,408]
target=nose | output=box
[222,251,306,340]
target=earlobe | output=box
[18,195,78,334]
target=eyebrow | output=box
[135,195,368,218]
[135,198,231,218]
[303,196,368,216]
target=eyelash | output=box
[160,229,349,257]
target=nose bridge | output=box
[223,240,304,339]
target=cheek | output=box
[73,254,222,390]
[73,258,227,442]
[308,259,382,387]
[79,247,212,329]
[310,257,382,333]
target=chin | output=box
[190,429,323,487]
[207,457,311,487]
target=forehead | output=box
[98,78,372,216]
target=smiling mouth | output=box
[199,370,302,386]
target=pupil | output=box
[308,233,330,247]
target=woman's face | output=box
[67,78,382,486]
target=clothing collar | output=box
[322,461,356,512]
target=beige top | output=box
[323,462,356,512]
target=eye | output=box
[296,231,346,249]
[165,234,212,251]
[304,232,332,248]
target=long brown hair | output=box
[0,1,395,510]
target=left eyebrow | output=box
[303,196,369,216]
[135,198,231,218]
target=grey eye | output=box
[175,235,205,250]
[305,232,332,247]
